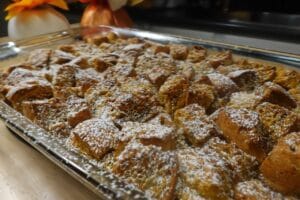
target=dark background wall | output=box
[1,1,10,37]
[0,0,299,39]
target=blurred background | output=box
[1,0,300,51]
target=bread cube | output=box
[26,49,51,68]
[69,118,119,159]
[6,84,53,111]
[215,107,269,161]
[116,121,176,151]
[188,83,215,110]
[170,44,189,60]
[227,69,258,91]
[207,73,239,97]
[274,67,300,90]
[187,46,206,63]
[22,98,69,136]
[158,75,189,114]
[255,82,297,109]
[260,132,300,194]
[66,96,92,127]
[234,179,285,200]
[207,51,232,68]
[174,104,216,146]
[256,102,298,145]
[177,147,234,200]
[51,64,76,87]
[112,141,178,200]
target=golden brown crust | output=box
[188,83,215,110]
[174,104,216,146]
[22,99,70,136]
[170,44,189,60]
[207,73,239,97]
[66,96,92,127]
[207,50,232,68]
[112,141,178,200]
[274,67,300,90]
[6,84,53,111]
[255,82,297,109]
[256,102,299,146]
[234,179,285,200]
[158,74,189,114]
[187,46,206,63]
[69,118,119,159]
[215,107,269,161]
[260,132,300,194]
[177,147,234,200]
[26,49,52,68]
[227,69,258,91]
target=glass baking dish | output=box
[0,26,299,200]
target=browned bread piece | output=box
[274,67,300,90]
[115,121,176,152]
[75,68,103,93]
[152,44,170,54]
[180,63,195,80]
[256,102,299,146]
[228,92,261,109]
[67,56,90,69]
[112,140,178,200]
[146,64,176,87]
[6,64,34,74]
[6,83,53,111]
[234,179,286,200]
[216,64,241,75]
[174,104,216,146]
[237,60,276,84]
[187,46,206,63]
[135,52,175,79]
[206,137,259,182]
[252,65,277,84]
[260,132,300,194]
[113,78,159,123]
[227,69,258,91]
[26,49,52,68]
[50,64,76,87]
[158,74,189,114]
[289,86,300,103]
[69,118,119,160]
[5,68,49,86]
[95,53,119,67]
[177,147,234,200]
[58,44,77,55]
[207,73,239,97]
[188,83,215,110]
[215,107,269,161]
[50,50,76,65]
[53,86,83,99]
[88,57,109,72]
[66,96,92,127]
[207,50,232,68]
[147,111,174,127]
[170,44,189,60]
[22,98,70,136]
[255,82,297,109]
[175,178,207,200]
[84,35,109,45]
